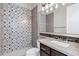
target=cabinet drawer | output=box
[51,49,67,56]
[40,43,50,55]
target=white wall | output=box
[67,4,79,34]
[54,6,66,33]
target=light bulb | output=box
[55,4,58,8]
[46,10,49,13]
[50,7,53,11]
[42,7,44,11]
[45,4,49,9]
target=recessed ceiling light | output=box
[55,4,58,8]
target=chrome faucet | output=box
[64,37,69,43]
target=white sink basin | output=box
[51,40,70,47]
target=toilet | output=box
[26,40,40,56]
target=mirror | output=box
[39,3,79,34]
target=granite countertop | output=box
[38,37,79,56]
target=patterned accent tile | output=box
[0,3,32,55]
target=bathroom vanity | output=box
[39,32,79,56]
[40,43,67,56]
[38,4,79,56]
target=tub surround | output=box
[38,37,79,56]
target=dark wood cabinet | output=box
[51,48,67,56]
[40,43,67,56]
[40,50,50,56]
[40,43,50,56]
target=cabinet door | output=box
[40,43,50,55]
[40,50,50,56]
[51,49,67,56]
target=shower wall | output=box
[0,3,32,55]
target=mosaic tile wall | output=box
[0,3,32,55]
[0,3,3,55]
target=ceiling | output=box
[15,3,37,10]
[14,3,75,12]
[40,3,75,15]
